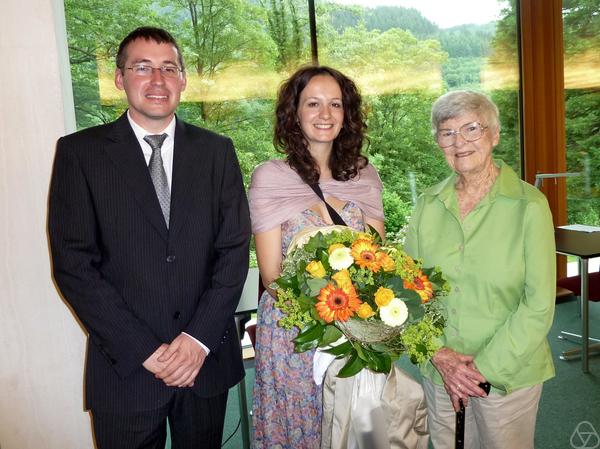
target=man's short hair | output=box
[116,26,184,71]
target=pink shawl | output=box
[249,159,384,233]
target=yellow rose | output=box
[328,243,346,254]
[306,260,326,278]
[357,302,376,319]
[376,252,396,272]
[332,269,353,292]
[374,286,394,307]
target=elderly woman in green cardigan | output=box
[405,90,556,449]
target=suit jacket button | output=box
[166,255,176,263]
[173,311,181,319]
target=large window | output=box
[562,0,600,274]
[563,0,600,227]
[64,0,520,239]
[64,0,316,190]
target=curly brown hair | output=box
[274,66,368,184]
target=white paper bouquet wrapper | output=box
[321,360,429,449]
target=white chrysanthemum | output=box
[329,247,354,270]
[379,298,408,327]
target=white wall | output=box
[0,0,94,447]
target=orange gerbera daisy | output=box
[403,271,434,303]
[316,283,362,323]
[351,239,381,271]
[376,251,396,272]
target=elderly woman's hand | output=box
[432,347,488,411]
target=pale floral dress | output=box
[252,201,367,449]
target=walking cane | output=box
[455,382,491,449]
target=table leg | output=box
[237,378,251,449]
[580,258,589,373]
[234,314,251,449]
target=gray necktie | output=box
[144,134,170,227]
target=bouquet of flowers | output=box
[273,225,449,377]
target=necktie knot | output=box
[144,133,168,151]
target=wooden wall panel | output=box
[520,0,567,226]
[520,0,567,277]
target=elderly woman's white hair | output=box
[431,90,500,135]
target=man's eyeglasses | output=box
[125,64,183,78]
[436,122,488,148]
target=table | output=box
[555,227,600,373]
[234,267,260,449]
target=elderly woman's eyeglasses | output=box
[436,122,488,148]
[125,64,183,78]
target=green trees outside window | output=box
[563,0,600,226]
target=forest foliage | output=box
[64,0,600,233]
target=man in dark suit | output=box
[48,27,250,449]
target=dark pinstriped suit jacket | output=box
[48,113,250,412]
